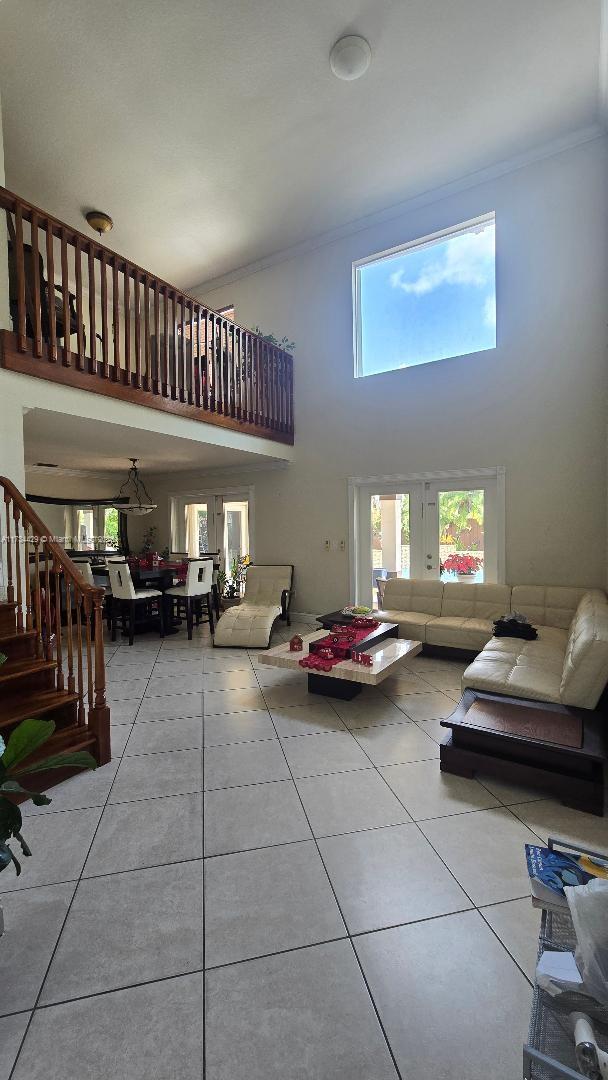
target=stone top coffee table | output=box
[258,624,422,700]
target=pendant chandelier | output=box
[113,459,157,516]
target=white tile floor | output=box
[2,619,607,1079]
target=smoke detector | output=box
[329,35,371,81]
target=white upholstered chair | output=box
[213,564,293,648]
[164,559,214,639]
[106,560,164,644]
[71,558,95,587]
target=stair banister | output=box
[0,475,110,766]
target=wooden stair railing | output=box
[0,186,294,445]
[0,475,110,768]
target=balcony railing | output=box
[0,187,294,444]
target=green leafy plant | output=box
[0,715,96,875]
[252,327,296,354]
[219,555,250,599]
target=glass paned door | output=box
[185,502,212,557]
[423,479,496,583]
[223,500,250,576]
[357,485,423,607]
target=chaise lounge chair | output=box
[213,564,293,648]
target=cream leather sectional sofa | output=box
[377,579,608,710]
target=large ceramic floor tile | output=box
[420,806,541,904]
[204,739,290,789]
[205,940,397,1080]
[352,722,439,765]
[476,774,546,805]
[380,672,437,695]
[12,973,202,1080]
[203,687,267,715]
[1,807,102,893]
[412,717,450,744]
[0,1012,30,1080]
[296,768,411,837]
[354,910,531,1080]
[124,715,202,755]
[388,690,456,721]
[0,883,75,1015]
[379,760,500,820]
[270,702,345,737]
[105,678,149,700]
[153,652,206,669]
[22,761,119,816]
[319,823,470,933]
[109,747,202,802]
[509,799,608,852]
[204,780,311,856]
[136,692,203,721]
[203,709,276,747]
[281,730,371,778]
[203,653,254,673]
[418,666,464,691]
[109,699,141,725]
[203,669,259,691]
[262,684,330,709]
[205,841,345,966]
[84,792,203,876]
[145,672,205,696]
[41,861,203,1003]
[480,898,542,982]
[110,724,132,758]
[333,696,412,729]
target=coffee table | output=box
[258,625,422,700]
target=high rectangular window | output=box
[353,214,496,377]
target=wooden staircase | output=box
[0,478,110,791]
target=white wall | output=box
[191,137,608,613]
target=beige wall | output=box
[186,137,608,613]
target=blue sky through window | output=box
[357,217,496,376]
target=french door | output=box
[174,491,251,573]
[354,472,502,606]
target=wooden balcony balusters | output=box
[1,186,294,444]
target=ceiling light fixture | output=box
[113,459,157,516]
[329,35,371,81]
[85,210,114,235]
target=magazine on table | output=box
[525,844,608,912]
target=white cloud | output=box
[483,294,496,328]
[390,225,494,297]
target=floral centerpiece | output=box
[442,553,483,578]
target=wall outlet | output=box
[339,539,346,551]
[324,539,331,551]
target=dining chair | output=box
[164,559,214,640]
[106,560,164,644]
[71,558,95,587]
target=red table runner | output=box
[299,621,379,672]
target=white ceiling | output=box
[0,0,603,290]
[23,410,274,475]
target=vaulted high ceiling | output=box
[0,0,603,290]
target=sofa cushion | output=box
[381,579,443,616]
[425,616,493,651]
[510,585,586,630]
[560,590,608,709]
[461,632,565,703]
[376,610,436,641]
[440,583,512,621]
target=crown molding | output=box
[194,123,605,295]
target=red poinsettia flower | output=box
[442,553,483,575]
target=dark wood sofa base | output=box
[440,689,606,817]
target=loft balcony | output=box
[0,186,294,445]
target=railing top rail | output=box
[0,185,293,362]
[0,475,105,599]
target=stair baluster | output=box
[65,580,75,694]
[53,556,64,691]
[13,504,23,631]
[75,597,85,726]
[33,537,43,658]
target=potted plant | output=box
[442,553,483,580]
[0,684,96,932]
[219,555,250,608]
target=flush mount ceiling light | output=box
[85,210,114,236]
[113,459,157,516]
[329,35,371,81]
